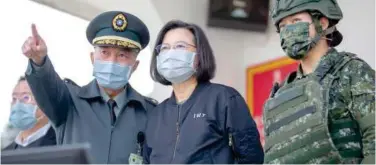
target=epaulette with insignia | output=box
[63,78,80,87]
[144,97,158,106]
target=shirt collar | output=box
[99,87,111,102]
[15,123,51,147]
[99,86,127,109]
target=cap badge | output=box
[112,13,127,32]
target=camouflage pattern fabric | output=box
[296,49,375,164]
[271,0,344,47]
[271,0,343,28]
[263,48,375,164]
[279,22,312,60]
[264,75,337,164]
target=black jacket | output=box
[145,82,264,164]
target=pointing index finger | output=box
[31,24,40,45]
[31,24,40,43]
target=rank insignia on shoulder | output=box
[112,13,127,32]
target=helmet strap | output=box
[310,17,336,46]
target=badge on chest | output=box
[129,153,143,164]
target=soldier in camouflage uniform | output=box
[263,0,375,164]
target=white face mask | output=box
[156,49,196,84]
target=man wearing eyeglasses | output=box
[2,76,56,150]
[21,11,157,164]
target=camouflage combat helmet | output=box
[271,0,343,47]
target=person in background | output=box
[263,0,375,164]
[145,20,264,164]
[2,76,56,150]
[20,11,157,164]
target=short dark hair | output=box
[150,20,216,85]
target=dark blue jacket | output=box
[145,82,264,164]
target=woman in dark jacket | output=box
[145,20,264,164]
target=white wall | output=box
[0,0,89,131]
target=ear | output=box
[131,60,139,73]
[90,52,94,65]
[320,17,330,30]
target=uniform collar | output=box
[297,48,340,79]
[78,80,148,111]
[77,80,102,99]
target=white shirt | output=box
[14,123,51,147]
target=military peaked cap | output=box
[86,11,150,50]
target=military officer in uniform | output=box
[21,11,157,164]
[263,0,375,164]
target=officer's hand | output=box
[22,24,47,65]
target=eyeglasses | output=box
[12,93,34,104]
[155,41,196,54]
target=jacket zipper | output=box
[229,133,239,162]
[172,105,181,162]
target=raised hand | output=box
[22,24,48,65]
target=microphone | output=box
[137,132,145,156]
[137,132,145,145]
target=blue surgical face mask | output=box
[9,101,38,130]
[93,60,133,90]
[157,50,196,84]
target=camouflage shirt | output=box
[296,48,375,163]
